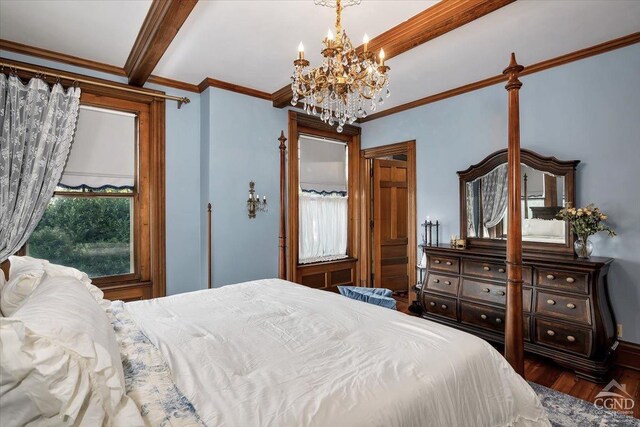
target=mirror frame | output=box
[458,149,580,255]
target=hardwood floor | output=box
[396,295,640,419]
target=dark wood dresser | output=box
[417,245,616,382]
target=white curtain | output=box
[299,191,348,263]
[481,163,508,229]
[0,74,81,261]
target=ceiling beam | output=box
[125,0,198,87]
[272,0,515,108]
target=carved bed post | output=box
[278,131,288,279]
[504,53,525,376]
[208,203,212,289]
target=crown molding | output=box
[271,0,515,108]
[125,0,198,86]
[0,39,126,76]
[198,77,272,100]
[147,75,200,93]
[0,38,200,93]
[361,32,640,122]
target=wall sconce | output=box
[247,181,267,219]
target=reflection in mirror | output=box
[466,163,566,244]
[298,134,348,264]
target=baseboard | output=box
[615,340,640,371]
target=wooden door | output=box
[373,159,409,293]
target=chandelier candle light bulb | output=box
[290,0,390,132]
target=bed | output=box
[1,257,550,426]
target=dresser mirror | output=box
[458,149,580,255]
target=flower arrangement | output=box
[557,204,615,258]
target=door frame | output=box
[359,141,417,292]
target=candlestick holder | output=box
[422,219,440,246]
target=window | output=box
[28,100,144,281]
[29,191,134,278]
[298,134,349,263]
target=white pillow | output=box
[0,275,143,426]
[1,259,46,316]
[2,256,110,315]
[523,218,565,238]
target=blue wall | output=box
[203,88,287,286]
[361,44,640,343]
[3,44,637,343]
[0,50,203,296]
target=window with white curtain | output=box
[28,105,137,278]
[298,135,348,264]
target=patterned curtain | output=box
[0,74,81,261]
[481,164,508,229]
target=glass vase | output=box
[574,237,593,259]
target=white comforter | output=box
[126,279,550,427]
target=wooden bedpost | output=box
[504,53,525,376]
[207,203,212,289]
[278,131,288,279]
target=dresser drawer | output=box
[463,259,532,285]
[534,319,592,357]
[460,301,530,340]
[461,279,532,312]
[428,255,459,274]
[422,292,457,320]
[536,268,588,294]
[425,273,459,296]
[535,291,591,325]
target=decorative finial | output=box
[503,52,524,91]
[278,130,287,150]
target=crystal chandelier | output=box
[291,0,390,132]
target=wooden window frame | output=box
[287,111,361,286]
[5,59,167,298]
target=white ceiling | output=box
[0,0,639,116]
[153,0,435,91]
[381,0,640,111]
[0,0,152,66]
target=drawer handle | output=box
[480,314,487,320]
[429,302,436,307]
[547,299,556,305]
[434,260,441,264]
[444,281,451,285]
[483,288,491,293]
[567,335,576,342]
[441,304,448,310]
[566,303,576,309]
[566,277,576,284]
[496,290,505,296]
[547,330,556,336]
[446,261,453,266]
[546,274,555,280]
[495,318,502,324]
[434,279,440,283]
[483,266,491,271]
[498,268,505,273]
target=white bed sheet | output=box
[126,279,550,427]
